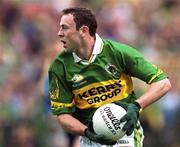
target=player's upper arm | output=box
[48,61,75,115]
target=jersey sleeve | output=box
[48,60,75,115]
[115,43,167,84]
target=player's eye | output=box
[61,25,68,30]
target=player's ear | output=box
[79,26,89,36]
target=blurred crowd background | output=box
[0,0,180,147]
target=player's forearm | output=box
[57,114,87,136]
[136,78,171,109]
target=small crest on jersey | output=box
[105,63,119,78]
[72,74,84,83]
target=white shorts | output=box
[80,125,144,147]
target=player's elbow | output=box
[163,78,172,93]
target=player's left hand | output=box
[84,120,117,145]
[116,102,141,136]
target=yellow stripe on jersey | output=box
[148,68,163,84]
[73,74,133,109]
[51,101,74,108]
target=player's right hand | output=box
[84,121,117,145]
[114,101,141,136]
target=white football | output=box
[92,103,126,141]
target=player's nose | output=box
[57,29,64,38]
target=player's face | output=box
[57,14,82,52]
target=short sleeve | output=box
[116,44,167,84]
[48,61,75,115]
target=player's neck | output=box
[76,35,95,60]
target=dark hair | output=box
[62,7,97,36]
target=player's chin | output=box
[64,47,73,53]
[63,48,69,52]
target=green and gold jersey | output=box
[48,38,166,125]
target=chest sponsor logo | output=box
[74,80,123,105]
[73,75,133,109]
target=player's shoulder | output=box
[103,39,133,49]
[57,49,72,58]
[102,39,135,52]
[49,50,73,70]
[54,50,72,62]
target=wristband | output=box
[133,102,142,113]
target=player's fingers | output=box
[88,120,95,132]
[120,114,128,122]
[122,120,132,131]
[96,134,105,139]
[88,122,93,129]
[126,127,134,136]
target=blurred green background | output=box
[0,0,179,147]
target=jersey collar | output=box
[73,34,103,64]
